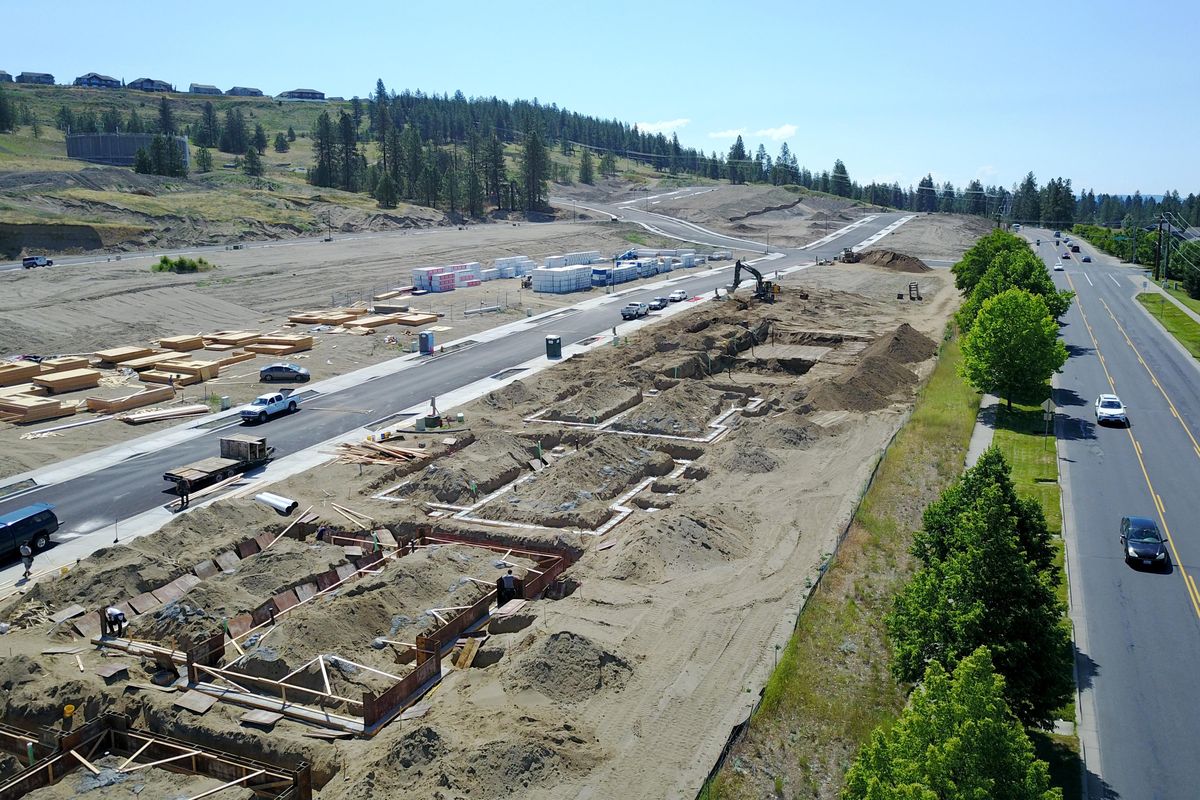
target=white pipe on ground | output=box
[255,492,298,516]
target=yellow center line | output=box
[1099,296,1200,457]
[1065,272,1200,618]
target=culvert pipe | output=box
[255,492,298,516]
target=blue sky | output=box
[9,0,1196,194]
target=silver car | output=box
[1095,393,1128,426]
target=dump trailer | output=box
[163,435,273,491]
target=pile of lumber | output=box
[0,362,44,386]
[40,356,91,373]
[213,351,256,369]
[205,330,262,347]
[0,383,46,399]
[140,370,200,386]
[118,404,210,424]
[395,312,439,326]
[158,334,206,352]
[246,334,314,356]
[157,359,220,381]
[32,368,101,394]
[334,439,428,465]
[287,308,370,326]
[85,386,175,414]
[348,314,402,329]
[95,346,155,365]
[121,351,180,371]
[0,395,76,424]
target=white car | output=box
[668,289,689,302]
[1053,262,1064,271]
[1095,394,1128,426]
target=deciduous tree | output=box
[961,288,1068,408]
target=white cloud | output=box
[636,118,690,134]
[975,165,998,181]
[754,124,797,141]
[708,128,745,139]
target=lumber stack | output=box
[348,314,402,329]
[395,313,440,326]
[0,383,47,399]
[140,370,201,386]
[40,356,92,373]
[85,386,175,414]
[0,362,43,386]
[157,359,220,381]
[334,440,428,465]
[159,334,206,352]
[32,368,101,394]
[118,404,210,424]
[246,334,313,356]
[287,311,325,324]
[205,331,262,347]
[116,351,178,372]
[0,395,77,424]
[214,351,256,369]
[95,346,155,365]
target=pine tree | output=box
[196,146,213,173]
[727,136,747,183]
[157,96,176,136]
[483,133,506,206]
[243,145,264,177]
[126,109,144,134]
[0,86,14,133]
[274,132,289,153]
[519,128,550,212]
[599,150,617,178]
[831,159,852,197]
[336,112,359,191]
[133,147,153,174]
[197,102,220,148]
[375,173,398,208]
[101,108,122,133]
[310,111,336,188]
[579,148,595,185]
[219,109,248,154]
[287,126,296,142]
[253,123,268,155]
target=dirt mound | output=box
[482,379,536,411]
[603,509,750,583]
[612,382,729,436]
[396,432,540,505]
[545,382,642,424]
[860,322,937,364]
[722,447,779,473]
[806,355,917,412]
[857,249,931,273]
[506,631,632,703]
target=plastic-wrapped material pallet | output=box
[531,265,593,294]
[498,265,516,278]
[544,255,567,268]
[480,268,500,281]
[682,254,696,267]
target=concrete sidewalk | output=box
[1137,279,1200,326]
[965,393,999,467]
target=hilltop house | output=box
[16,72,54,85]
[0,71,12,83]
[226,86,263,96]
[189,83,221,95]
[279,88,324,101]
[74,72,121,89]
[128,77,172,92]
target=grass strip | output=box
[1137,293,1200,358]
[704,329,979,799]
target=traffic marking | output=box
[1109,275,1122,287]
[1084,273,1094,286]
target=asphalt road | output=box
[1038,229,1200,799]
[0,209,908,547]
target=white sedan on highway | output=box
[1095,394,1128,426]
[1053,262,1064,271]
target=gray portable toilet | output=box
[419,330,435,355]
[545,335,562,359]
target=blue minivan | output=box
[0,503,59,555]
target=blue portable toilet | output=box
[419,331,435,354]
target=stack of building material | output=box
[156,359,220,381]
[118,404,209,424]
[450,263,483,288]
[0,395,76,424]
[592,263,640,286]
[120,351,180,372]
[531,265,593,294]
[32,368,101,394]
[85,386,176,414]
[287,311,326,324]
[94,346,155,366]
[205,331,262,347]
[348,314,402,329]
[373,290,403,301]
[0,362,43,386]
[140,370,201,386]
[159,335,206,352]
[246,334,314,356]
[213,351,256,369]
[370,302,411,315]
[40,356,92,373]
[494,255,535,278]
[480,268,500,282]
[412,265,449,291]
[394,313,439,326]
[0,383,46,399]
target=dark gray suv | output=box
[0,503,59,555]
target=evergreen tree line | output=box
[133,134,188,178]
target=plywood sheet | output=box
[128,592,162,615]
[174,690,218,714]
[236,539,261,559]
[214,551,240,572]
[50,604,87,624]
[193,560,219,580]
[240,709,283,727]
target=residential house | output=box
[128,77,172,92]
[74,72,121,89]
[189,83,221,95]
[226,86,263,97]
[0,71,12,83]
[278,88,324,101]
[16,72,55,85]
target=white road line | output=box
[1110,275,1122,287]
[1085,273,1094,286]
[850,215,917,253]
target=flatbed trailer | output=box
[163,435,273,489]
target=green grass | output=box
[1137,293,1200,358]
[1162,283,1200,316]
[706,330,980,799]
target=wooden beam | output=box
[318,655,331,696]
[184,768,266,799]
[326,656,401,683]
[266,505,314,549]
[122,750,201,773]
[116,740,152,772]
[329,504,368,530]
[331,502,373,522]
[69,749,101,775]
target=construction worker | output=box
[19,541,33,579]
[177,479,190,511]
[497,569,519,605]
[102,606,127,637]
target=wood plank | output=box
[74,615,101,639]
[455,637,481,669]
[193,560,219,580]
[214,551,240,572]
[70,749,101,775]
[304,729,355,740]
[239,709,284,728]
[401,703,432,721]
[596,540,618,552]
[50,603,87,624]
[173,690,219,714]
[41,646,86,655]
[492,599,527,618]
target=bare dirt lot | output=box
[0,251,964,798]
[868,213,992,261]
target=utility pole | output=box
[1164,218,1173,283]
[1154,215,1165,282]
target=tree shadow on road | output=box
[1054,387,1089,407]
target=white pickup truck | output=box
[240,391,298,424]
[621,302,649,320]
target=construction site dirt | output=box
[0,243,970,798]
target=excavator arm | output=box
[730,260,766,292]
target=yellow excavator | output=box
[729,260,777,303]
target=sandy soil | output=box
[0,246,965,798]
[20,755,235,799]
[869,213,993,261]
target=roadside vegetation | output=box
[151,255,214,273]
[1136,293,1200,358]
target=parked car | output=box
[1053,262,1064,271]
[1095,393,1128,426]
[1081,255,1092,263]
[240,392,298,424]
[647,297,669,310]
[0,503,59,555]
[668,290,689,302]
[1120,516,1168,568]
[259,362,310,382]
[620,302,649,320]
[21,256,52,269]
